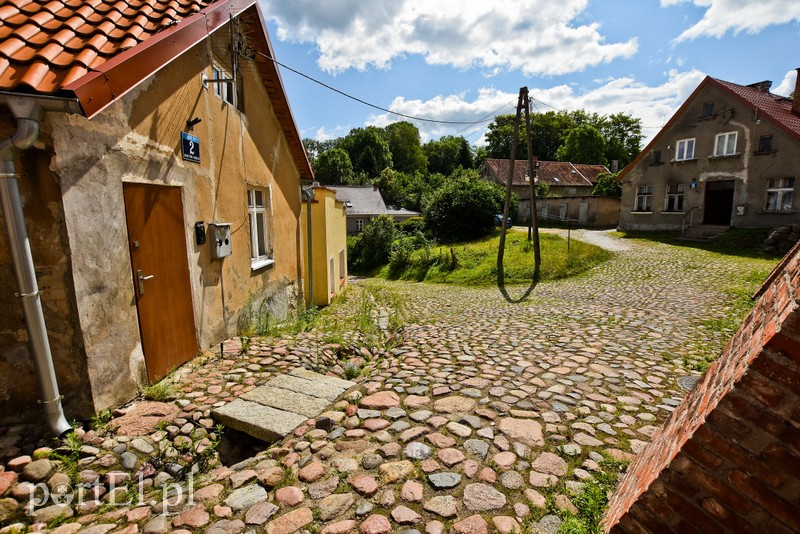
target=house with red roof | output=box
[0,0,314,428]
[481,158,620,227]
[617,72,800,233]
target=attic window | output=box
[651,150,663,165]
[344,201,353,208]
[702,101,714,117]
[756,134,774,155]
[210,60,244,112]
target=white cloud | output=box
[661,0,800,41]
[774,69,797,97]
[260,0,637,76]
[367,70,708,147]
[312,125,349,141]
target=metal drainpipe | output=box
[0,95,73,437]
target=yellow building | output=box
[302,186,348,307]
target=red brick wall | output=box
[604,241,800,532]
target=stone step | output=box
[211,370,355,442]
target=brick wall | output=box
[604,241,800,532]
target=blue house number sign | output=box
[181,132,200,163]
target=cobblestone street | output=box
[0,233,779,533]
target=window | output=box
[714,131,737,156]
[765,178,795,212]
[665,184,685,212]
[355,219,364,232]
[212,64,235,105]
[339,249,346,281]
[635,185,653,212]
[676,138,695,161]
[702,101,714,117]
[247,188,272,268]
[652,150,662,165]
[757,134,774,154]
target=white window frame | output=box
[664,184,685,212]
[211,62,235,106]
[338,249,346,281]
[248,187,273,270]
[765,178,795,213]
[635,185,653,212]
[714,131,738,157]
[355,219,364,232]
[675,138,695,161]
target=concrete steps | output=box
[211,368,355,442]
[681,224,729,241]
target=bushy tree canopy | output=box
[424,135,473,176]
[556,124,606,165]
[385,121,428,174]
[339,127,393,178]
[313,147,354,185]
[424,169,509,242]
[591,172,622,198]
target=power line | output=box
[257,51,502,126]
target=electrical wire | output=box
[256,50,503,126]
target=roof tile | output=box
[713,78,800,139]
[0,0,217,93]
[484,159,608,188]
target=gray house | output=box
[618,72,800,232]
[329,185,420,234]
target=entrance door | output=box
[703,180,735,225]
[123,184,198,383]
[578,203,588,225]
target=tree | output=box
[302,138,336,166]
[313,147,354,185]
[591,172,622,198]
[348,215,396,271]
[385,122,428,174]
[424,135,473,176]
[556,124,606,164]
[339,127,393,178]
[424,169,510,241]
[485,114,529,161]
[598,113,642,169]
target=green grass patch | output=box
[142,380,177,402]
[379,230,613,286]
[613,228,778,258]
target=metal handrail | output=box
[681,206,701,234]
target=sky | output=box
[257,0,800,148]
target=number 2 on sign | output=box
[188,140,195,155]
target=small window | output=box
[355,219,364,232]
[765,178,795,212]
[212,64,235,105]
[665,184,685,212]
[339,249,346,281]
[635,185,653,212]
[757,134,774,154]
[652,150,662,164]
[714,131,737,156]
[676,138,695,161]
[702,101,714,117]
[248,187,272,268]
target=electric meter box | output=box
[208,222,232,258]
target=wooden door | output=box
[123,184,198,383]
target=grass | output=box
[379,230,613,286]
[142,380,177,402]
[611,227,777,258]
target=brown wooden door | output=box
[123,184,198,383]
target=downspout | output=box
[0,94,79,437]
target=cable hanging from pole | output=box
[497,86,541,303]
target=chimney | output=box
[747,80,772,92]
[793,68,800,116]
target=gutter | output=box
[0,91,82,437]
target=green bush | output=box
[397,216,424,235]
[349,215,397,272]
[424,171,512,242]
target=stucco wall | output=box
[0,25,306,418]
[0,118,91,421]
[619,84,800,231]
[302,188,347,307]
[538,196,621,227]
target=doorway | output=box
[703,180,735,225]
[123,184,198,383]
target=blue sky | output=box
[258,0,800,147]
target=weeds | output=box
[142,381,177,402]
[90,409,113,431]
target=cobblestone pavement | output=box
[0,235,778,533]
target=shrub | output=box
[397,216,424,236]
[349,215,397,272]
[591,172,621,198]
[424,171,512,242]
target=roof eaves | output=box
[64,0,257,119]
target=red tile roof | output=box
[0,0,213,95]
[0,0,313,180]
[483,159,608,187]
